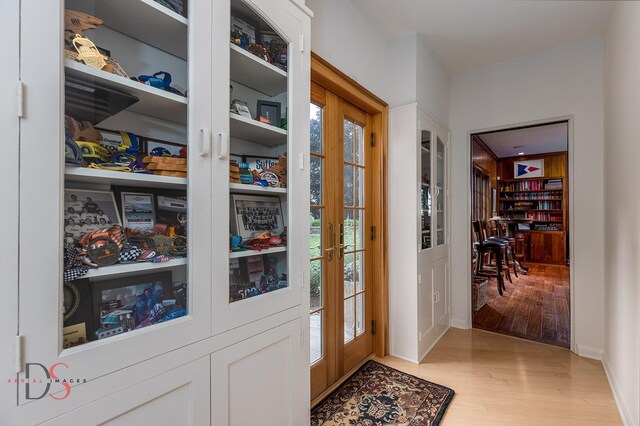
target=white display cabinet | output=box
[388,103,450,363]
[211,0,308,334]
[18,0,212,397]
[8,0,311,422]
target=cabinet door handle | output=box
[199,128,211,157]
[217,132,228,160]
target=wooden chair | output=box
[472,220,506,295]
[486,219,518,279]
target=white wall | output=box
[603,3,640,425]
[306,0,394,102]
[449,37,605,357]
[416,35,449,126]
[306,0,449,126]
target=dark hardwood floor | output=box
[473,263,570,348]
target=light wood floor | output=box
[377,328,622,425]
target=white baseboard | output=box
[418,325,450,363]
[602,353,636,426]
[574,343,603,360]
[388,352,419,365]
[450,318,469,329]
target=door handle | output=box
[199,128,211,157]
[339,223,345,258]
[217,132,228,160]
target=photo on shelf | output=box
[231,194,285,240]
[156,193,188,234]
[256,100,281,126]
[231,99,252,119]
[229,252,288,302]
[144,138,185,157]
[64,189,121,241]
[91,271,186,341]
[121,192,156,233]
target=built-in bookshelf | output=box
[498,177,565,231]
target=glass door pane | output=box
[228,0,289,303]
[310,103,324,364]
[436,136,446,246]
[343,119,366,343]
[62,1,190,347]
[421,130,432,250]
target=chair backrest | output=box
[472,221,484,247]
[488,219,502,237]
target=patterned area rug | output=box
[311,360,455,425]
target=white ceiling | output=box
[477,122,568,158]
[348,0,614,75]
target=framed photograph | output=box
[144,138,185,157]
[256,100,281,126]
[91,271,186,340]
[231,99,252,119]
[231,194,285,240]
[229,252,288,302]
[64,189,121,240]
[121,192,155,233]
[156,192,188,234]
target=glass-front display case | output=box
[61,1,193,347]
[420,130,432,250]
[227,0,290,304]
[436,136,446,246]
[419,123,447,252]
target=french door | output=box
[310,82,374,400]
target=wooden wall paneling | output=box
[497,151,567,180]
[471,136,498,188]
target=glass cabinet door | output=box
[211,0,306,333]
[19,0,212,393]
[436,136,446,246]
[420,130,432,250]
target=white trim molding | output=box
[602,354,636,426]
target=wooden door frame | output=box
[311,52,389,360]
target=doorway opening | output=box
[470,121,570,348]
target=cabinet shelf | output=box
[65,60,187,124]
[230,43,287,96]
[66,0,188,60]
[230,112,287,146]
[229,183,287,195]
[83,257,187,279]
[229,246,287,259]
[65,166,187,189]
